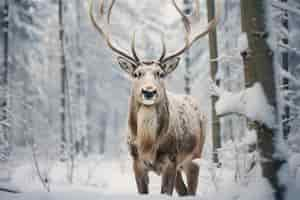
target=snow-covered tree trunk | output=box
[58,0,68,160]
[183,0,192,95]
[74,0,88,157]
[0,0,11,182]
[240,1,285,199]
[279,0,290,139]
[207,0,221,165]
[283,1,300,196]
[288,0,300,146]
[0,0,10,160]
[99,112,107,154]
[58,0,75,184]
[219,0,246,144]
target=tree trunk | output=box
[58,0,75,183]
[99,113,107,154]
[75,0,88,157]
[207,0,221,165]
[183,0,192,95]
[240,1,285,199]
[58,0,68,160]
[0,0,10,160]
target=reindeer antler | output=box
[160,0,220,63]
[89,0,140,63]
[89,0,220,65]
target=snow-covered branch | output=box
[272,1,300,16]
[212,82,276,128]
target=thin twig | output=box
[30,143,51,192]
[0,188,21,193]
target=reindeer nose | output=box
[142,87,157,99]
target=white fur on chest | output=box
[137,106,158,142]
[136,106,159,162]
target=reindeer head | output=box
[89,0,219,106]
[121,60,179,106]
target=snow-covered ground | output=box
[0,145,275,200]
[1,154,209,199]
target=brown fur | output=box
[125,63,205,196]
[137,106,158,153]
[128,92,205,196]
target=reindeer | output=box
[89,0,219,196]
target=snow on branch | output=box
[272,1,300,16]
[280,67,300,87]
[212,82,276,128]
[278,42,300,56]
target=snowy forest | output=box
[0,0,300,199]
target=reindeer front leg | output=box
[161,161,176,195]
[175,171,188,196]
[184,162,199,195]
[133,159,149,194]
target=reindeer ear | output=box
[117,57,137,74]
[161,57,180,75]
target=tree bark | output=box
[58,0,68,160]
[58,0,75,183]
[1,0,9,140]
[99,113,107,154]
[207,0,221,165]
[75,0,88,156]
[240,1,285,199]
[183,0,192,95]
[0,0,10,161]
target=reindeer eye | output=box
[157,71,165,78]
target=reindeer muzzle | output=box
[142,88,157,100]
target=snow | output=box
[215,83,276,128]
[0,191,191,200]
[279,153,300,200]
[237,33,248,51]
[1,156,185,199]
[0,113,281,200]
[0,149,275,200]
[288,154,300,179]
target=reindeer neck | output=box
[128,92,170,139]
